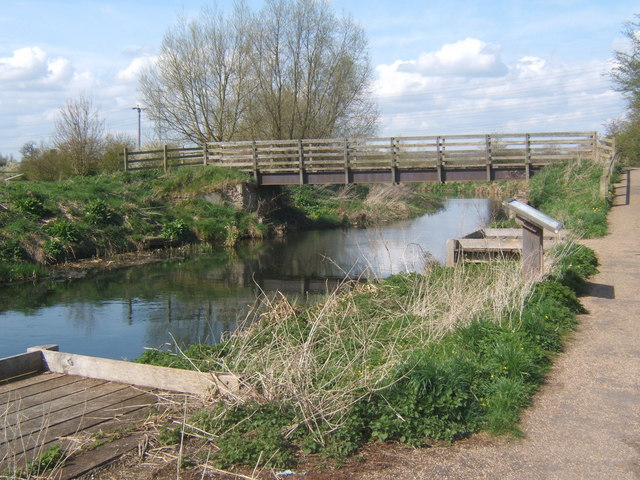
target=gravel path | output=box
[359,169,640,480]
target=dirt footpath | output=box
[354,169,640,480]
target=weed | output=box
[85,199,115,225]
[161,219,190,243]
[45,219,80,243]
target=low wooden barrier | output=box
[1,345,240,397]
[122,131,616,186]
[446,228,570,266]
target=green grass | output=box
[528,159,610,237]
[0,167,265,283]
[139,244,597,467]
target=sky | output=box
[0,0,637,159]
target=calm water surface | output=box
[0,198,496,360]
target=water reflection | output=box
[0,198,496,360]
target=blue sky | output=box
[0,0,637,158]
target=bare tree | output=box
[248,0,378,139]
[140,2,254,143]
[140,0,378,144]
[53,95,104,176]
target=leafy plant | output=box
[85,199,115,225]
[12,193,50,218]
[160,219,190,243]
[46,219,80,243]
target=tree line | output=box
[12,0,378,181]
[610,13,640,165]
[5,6,640,181]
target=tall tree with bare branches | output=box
[140,0,378,144]
[53,95,104,175]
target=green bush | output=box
[85,199,115,226]
[551,243,599,294]
[43,239,66,262]
[0,237,24,261]
[12,193,50,218]
[46,219,80,243]
[190,402,297,469]
[160,219,190,243]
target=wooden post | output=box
[298,139,304,185]
[525,134,531,179]
[252,141,259,184]
[202,143,208,166]
[343,139,350,184]
[163,144,168,172]
[445,239,460,267]
[123,147,129,172]
[520,219,544,279]
[391,137,398,183]
[436,136,444,183]
[599,174,609,200]
[592,131,599,163]
[485,134,492,181]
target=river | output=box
[0,198,498,360]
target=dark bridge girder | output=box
[256,166,539,186]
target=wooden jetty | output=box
[445,228,569,266]
[0,345,240,479]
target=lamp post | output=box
[132,105,143,149]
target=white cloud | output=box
[373,42,625,137]
[0,46,48,81]
[116,56,156,83]
[398,38,508,77]
[0,46,74,87]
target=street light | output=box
[132,105,143,149]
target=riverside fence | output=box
[122,131,616,186]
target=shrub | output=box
[12,193,50,218]
[85,199,115,225]
[190,402,297,469]
[160,219,190,243]
[46,219,80,243]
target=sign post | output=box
[504,199,563,279]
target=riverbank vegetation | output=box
[134,157,609,473]
[0,165,483,284]
[0,167,261,283]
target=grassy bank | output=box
[134,159,609,471]
[0,168,483,284]
[0,167,270,283]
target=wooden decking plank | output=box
[0,371,65,396]
[1,382,134,443]
[1,376,100,412]
[2,392,155,471]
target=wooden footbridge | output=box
[122,131,615,186]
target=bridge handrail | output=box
[122,131,614,180]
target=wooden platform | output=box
[0,345,242,479]
[1,372,157,478]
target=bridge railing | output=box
[122,131,615,184]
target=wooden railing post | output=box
[592,131,599,163]
[252,141,259,184]
[163,144,168,173]
[391,137,398,183]
[485,134,492,181]
[123,147,129,172]
[202,143,208,166]
[343,139,350,184]
[436,136,444,183]
[298,139,305,185]
[525,134,532,179]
